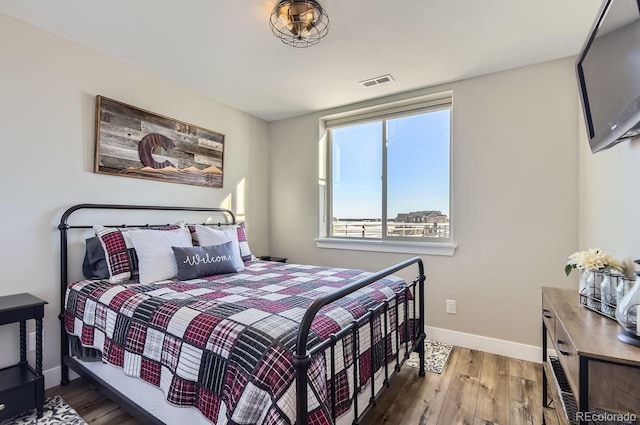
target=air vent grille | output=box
[359,74,394,88]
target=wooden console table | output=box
[541,287,640,425]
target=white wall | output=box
[0,13,270,379]
[579,107,640,268]
[0,9,584,379]
[269,58,580,350]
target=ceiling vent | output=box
[359,74,395,88]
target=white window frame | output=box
[316,93,457,256]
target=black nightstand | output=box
[259,256,288,263]
[0,293,47,420]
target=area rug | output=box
[0,395,87,425]
[406,339,454,374]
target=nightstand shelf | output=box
[259,256,287,263]
[0,293,47,421]
[0,365,39,419]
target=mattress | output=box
[64,260,415,424]
[72,348,403,425]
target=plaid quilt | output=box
[65,261,414,424]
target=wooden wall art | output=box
[94,96,225,188]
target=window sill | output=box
[315,238,457,256]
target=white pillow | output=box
[195,224,244,271]
[127,227,193,284]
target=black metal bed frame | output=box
[58,203,426,425]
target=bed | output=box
[58,204,426,425]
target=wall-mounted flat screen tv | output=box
[576,0,640,153]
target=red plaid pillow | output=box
[94,223,183,283]
[187,224,199,246]
[236,222,254,262]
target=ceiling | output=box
[0,0,603,122]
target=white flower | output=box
[565,248,624,276]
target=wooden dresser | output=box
[541,287,640,425]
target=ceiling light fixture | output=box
[269,0,330,48]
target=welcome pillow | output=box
[188,223,254,263]
[172,242,238,280]
[194,224,244,270]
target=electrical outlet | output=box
[446,299,457,314]
[28,331,44,352]
[28,332,36,352]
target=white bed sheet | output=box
[72,343,409,425]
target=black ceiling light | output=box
[270,0,330,48]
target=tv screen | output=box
[576,0,640,153]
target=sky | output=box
[332,109,450,219]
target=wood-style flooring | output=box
[47,347,562,425]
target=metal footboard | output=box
[294,256,426,425]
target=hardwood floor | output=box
[45,379,138,425]
[47,347,563,425]
[361,347,561,425]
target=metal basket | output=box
[579,271,634,321]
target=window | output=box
[319,94,453,253]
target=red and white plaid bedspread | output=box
[65,261,413,424]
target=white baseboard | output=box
[42,328,547,389]
[44,365,79,390]
[426,326,543,363]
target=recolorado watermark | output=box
[575,411,637,423]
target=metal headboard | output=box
[57,203,235,385]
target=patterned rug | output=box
[406,339,454,374]
[0,395,87,425]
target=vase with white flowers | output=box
[565,248,624,310]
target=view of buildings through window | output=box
[330,108,451,240]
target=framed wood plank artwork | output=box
[94,96,225,188]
